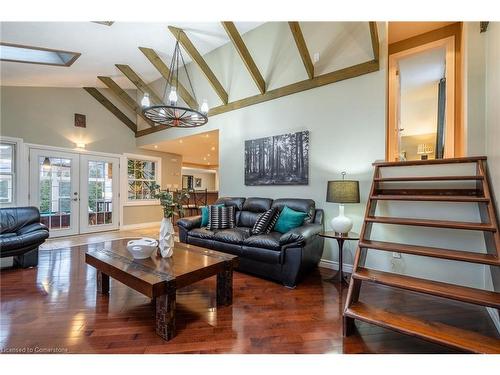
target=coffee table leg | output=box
[96,270,109,294]
[217,263,233,306]
[155,287,176,341]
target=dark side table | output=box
[319,231,360,285]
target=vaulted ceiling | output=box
[0,22,263,88]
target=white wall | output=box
[182,168,217,191]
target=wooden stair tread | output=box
[374,176,483,182]
[366,216,497,231]
[359,240,500,266]
[344,302,500,353]
[353,268,500,308]
[370,194,489,202]
[372,156,487,167]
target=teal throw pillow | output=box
[273,206,308,234]
[201,204,224,227]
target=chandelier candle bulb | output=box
[168,87,178,104]
[141,92,150,107]
[201,99,209,114]
[141,40,208,128]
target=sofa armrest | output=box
[16,222,49,236]
[279,223,322,246]
[177,215,202,230]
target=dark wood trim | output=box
[288,22,314,79]
[222,21,266,94]
[97,76,154,127]
[83,87,137,133]
[136,59,379,137]
[168,26,229,104]
[373,156,486,167]
[369,22,380,61]
[0,42,81,67]
[138,47,199,109]
[115,64,164,105]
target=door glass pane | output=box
[38,156,72,230]
[88,161,113,226]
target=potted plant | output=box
[150,182,189,258]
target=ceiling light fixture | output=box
[141,35,208,128]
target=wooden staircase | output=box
[343,156,500,354]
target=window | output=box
[127,158,158,200]
[0,143,15,204]
[0,42,81,67]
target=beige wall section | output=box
[181,168,217,191]
[0,86,182,225]
[464,22,487,156]
[484,22,500,324]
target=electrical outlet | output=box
[313,52,320,63]
[392,252,401,259]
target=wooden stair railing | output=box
[343,156,500,353]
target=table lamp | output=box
[326,172,360,235]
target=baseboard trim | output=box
[486,307,500,334]
[318,259,353,274]
[120,222,159,231]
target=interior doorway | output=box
[29,147,120,237]
[387,22,463,161]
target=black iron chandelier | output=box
[141,39,208,128]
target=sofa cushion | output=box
[251,207,279,235]
[242,197,273,212]
[271,198,315,224]
[200,204,224,227]
[241,245,282,264]
[214,227,251,244]
[189,227,217,240]
[215,197,246,211]
[208,205,236,230]
[243,231,281,250]
[273,206,309,234]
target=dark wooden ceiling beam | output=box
[83,87,137,133]
[97,76,154,127]
[288,22,314,79]
[136,59,379,137]
[138,47,198,109]
[115,64,163,105]
[221,21,265,94]
[369,22,380,61]
[168,25,229,104]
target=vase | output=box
[159,217,174,258]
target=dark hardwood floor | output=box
[1,242,498,354]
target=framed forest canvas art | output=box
[245,130,309,185]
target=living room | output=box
[1,0,499,372]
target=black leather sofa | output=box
[177,197,324,287]
[0,207,49,268]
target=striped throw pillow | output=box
[251,207,279,235]
[208,205,236,230]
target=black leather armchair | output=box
[177,197,324,287]
[0,207,49,268]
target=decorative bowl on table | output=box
[126,238,158,259]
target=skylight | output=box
[0,42,81,67]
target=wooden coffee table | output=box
[85,239,238,341]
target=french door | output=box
[29,148,120,237]
[79,154,119,234]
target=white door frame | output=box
[29,148,80,237]
[27,143,122,237]
[79,154,120,234]
[388,36,455,161]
